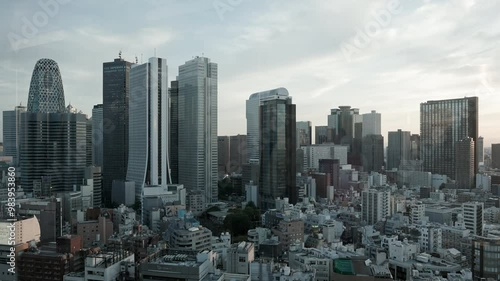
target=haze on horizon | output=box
[0,0,499,146]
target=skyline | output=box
[1,0,499,146]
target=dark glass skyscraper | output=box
[27,58,65,113]
[102,57,132,206]
[387,129,411,170]
[420,97,478,179]
[259,93,296,209]
[2,105,26,164]
[169,80,179,184]
[455,137,475,189]
[361,134,384,173]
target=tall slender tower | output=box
[92,104,103,167]
[102,56,132,206]
[246,88,289,162]
[178,57,218,205]
[387,129,411,170]
[259,92,297,209]
[2,105,26,165]
[420,97,478,179]
[127,57,169,201]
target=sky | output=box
[0,0,499,147]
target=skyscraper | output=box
[102,56,132,206]
[27,58,65,113]
[315,126,334,144]
[19,59,87,194]
[91,104,103,167]
[362,110,381,137]
[169,80,179,184]
[296,121,312,148]
[126,57,169,201]
[327,106,360,144]
[476,136,484,164]
[362,134,384,173]
[19,110,87,194]
[492,144,500,169]
[2,105,26,164]
[178,57,218,204]
[387,129,411,170]
[259,93,296,209]
[472,236,500,281]
[410,134,420,160]
[246,88,289,162]
[455,137,475,189]
[230,134,247,174]
[420,97,478,179]
[218,136,230,177]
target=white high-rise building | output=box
[362,110,381,137]
[127,57,169,202]
[462,202,484,236]
[178,57,218,204]
[246,88,289,162]
[361,188,392,225]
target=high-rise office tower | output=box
[420,97,478,179]
[492,144,500,169]
[259,93,296,209]
[246,88,289,162]
[362,110,381,137]
[91,104,103,167]
[462,202,483,236]
[387,129,411,170]
[19,59,87,194]
[178,57,218,204]
[169,80,179,184]
[19,110,87,194]
[218,136,230,177]
[410,134,420,160]
[315,126,334,144]
[455,137,475,189]
[476,136,484,164]
[361,188,392,225]
[102,56,132,206]
[319,159,340,190]
[126,57,169,201]
[2,105,26,164]
[86,117,92,166]
[472,236,500,281]
[327,106,360,144]
[296,121,312,148]
[230,134,247,174]
[362,134,384,173]
[27,59,65,113]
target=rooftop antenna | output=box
[135,55,138,64]
[119,50,122,59]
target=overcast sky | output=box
[1,0,499,146]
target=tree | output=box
[224,211,251,236]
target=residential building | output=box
[462,202,484,236]
[361,188,392,225]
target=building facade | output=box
[2,105,26,165]
[420,97,478,179]
[296,121,312,148]
[102,57,133,206]
[27,58,65,113]
[91,104,103,168]
[455,137,475,189]
[178,57,218,204]
[387,129,411,170]
[259,93,297,209]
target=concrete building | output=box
[301,144,348,170]
[139,250,217,281]
[2,105,26,165]
[462,202,484,236]
[418,225,442,253]
[76,216,113,247]
[227,242,255,274]
[111,180,135,206]
[455,137,475,189]
[387,129,411,170]
[245,181,258,205]
[178,56,218,204]
[84,251,134,281]
[361,134,384,173]
[315,125,334,144]
[362,110,381,137]
[14,197,62,243]
[492,143,500,169]
[230,134,247,174]
[361,188,392,225]
[296,121,312,148]
[218,136,230,177]
[409,201,425,225]
[327,106,360,145]
[272,219,304,252]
